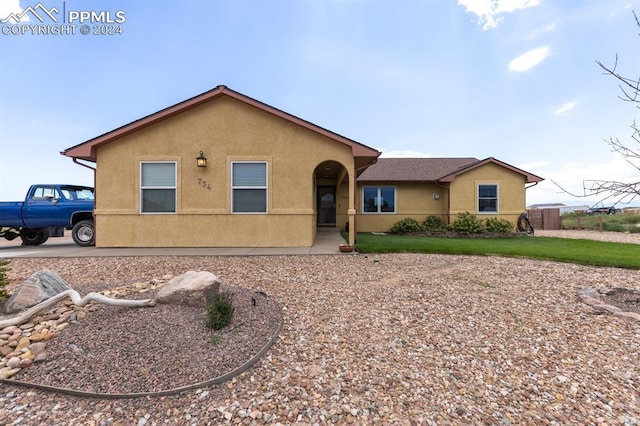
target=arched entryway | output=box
[314,160,349,228]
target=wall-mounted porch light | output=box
[196,151,207,168]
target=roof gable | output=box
[357,157,544,184]
[438,157,543,183]
[62,85,380,162]
[358,157,479,181]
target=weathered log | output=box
[0,289,155,328]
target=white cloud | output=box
[522,155,640,206]
[553,101,577,115]
[0,0,26,21]
[527,22,556,39]
[458,0,542,30]
[508,46,550,71]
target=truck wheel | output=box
[72,220,95,247]
[20,228,49,246]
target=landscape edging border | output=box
[0,317,282,399]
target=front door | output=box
[317,186,336,225]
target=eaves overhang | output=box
[61,85,381,164]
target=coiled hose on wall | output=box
[517,212,534,235]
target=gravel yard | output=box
[1,234,640,424]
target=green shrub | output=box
[0,259,10,301]
[423,215,447,231]
[484,217,513,233]
[206,292,234,330]
[603,221,626,232]
[449,212,486,234]
[391,217,425,234]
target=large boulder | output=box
[155,271,220,308]
[3,270,71,314]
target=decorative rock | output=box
[577,287,640,323]
[591,304,622,314]
[29,342,47,355]
[19,358,32,368]
[1,326,19,334]
[3,270,71,314]
[0,366,20,379]
[16,337,31,351]
[577,295,602,306]
[156,271,221,308]
[55,323,69,332]
[6,357,21,369]
[30,331,48,342]
[613,311,640,322]
[605,287,640,296]
[577,287,599,298]
[43,332,57,341]
[33,352,47,362]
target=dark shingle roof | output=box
[358,157,544,184]
[358,157,479,182]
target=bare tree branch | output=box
[556,10,640,208]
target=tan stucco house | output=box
[62,85,543,247]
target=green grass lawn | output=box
[353,233,640,269]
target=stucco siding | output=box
[95,214,314,247]
[94,96,354,247]
[448,163,527,224]
[355,182,449,232]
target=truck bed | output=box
[0,201,25,227]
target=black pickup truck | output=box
[586,205,618,215]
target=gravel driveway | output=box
[1,234,640,424]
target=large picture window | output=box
[478,184,498,213]
[232,162,267,213]
[140,162,176,213]
[363,186,396,213]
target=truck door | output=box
[23,186,66,227]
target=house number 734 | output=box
[197,178,211,190]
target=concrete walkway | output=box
[0,227,353,258]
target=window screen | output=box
[232,162,267,213]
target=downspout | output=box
[435,182,451,224]
[525,182,539,190]
[72,158,97,243]
[72,158,97,192]
[351,158,378,246]
[73,158,96,172]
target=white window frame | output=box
[362,186,396,214]
[477,183,498,214]
[140,161,177,214]
[231,161,268,214]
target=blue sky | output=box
[1,0,640,206]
